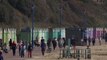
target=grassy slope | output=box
[0,0,107,28]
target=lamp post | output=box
[59,0,63,58]
[59,0,63,38]
[31,0,35,48]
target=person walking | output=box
[12,41,17,56]
[20,43,25,58]
[88,37,91,46]
[52,38,57,50]
[47,38,52,52]
[41,39,46,56]
[27,43,32,58]
[62,38,66,48]
[9,39,12,50]
[83,36,87,45]
[18,41,22,56]
[105,33,107,43]
[92,37,95,46]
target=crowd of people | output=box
[0,35,106,60]
[83,37,96,46]
[0,39,33,60]
[9,39,33,58]
[0,37,69,60]
[82,36,105,46]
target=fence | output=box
[59,47,91,59]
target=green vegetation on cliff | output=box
[0,0,107,28]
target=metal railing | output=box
[59,47,91,60]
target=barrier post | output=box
[76,49,80,60]
[81,49,84,58]
[67,39,71,58]
[87,48,91,59]
[85,46,91,59]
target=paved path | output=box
[3,39,107,60]
[3,47,43,60]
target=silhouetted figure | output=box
[41,39,46,56]
[9,39,12,50]
[105,33,107,43]
[88,37,91,46]
[47,38,52,52]
[12,41,16,56]
[92,38,95,46]
[27,43,32,58]
[20,43,25,58]
[84,36,87,45]
[0,39,2,48]
[62,38,66,48]
[52,38,57,50]
[41,37,44,43]
[18,41,22,56]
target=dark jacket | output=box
[52,40,57,47]
[41,42,46,49]
[28,45,32,51]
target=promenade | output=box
[3,39,107,60]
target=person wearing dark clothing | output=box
[20,44,25,58]
[9,39,12,50]
[52,38,57,50]
[105,33,107,43]
[92,38,95,46]
[41,37,44,43]
[0,51,3,60]
[62,38,66,48]
[18,41,22,56]
[41,39,46,56]
[47,38,51,49]
[88,37,91,46]
[19,45,21,56]
[0,39,2,48]
[84,37,87,45]
[47,38,52,52]
[12,41,16,56]
[27,43,32,58]
[57,37,61,48]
